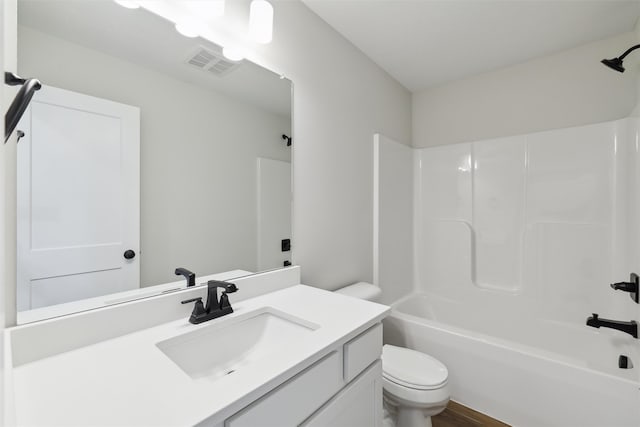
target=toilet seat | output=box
[382,345,448,390]
[383,373,447,391]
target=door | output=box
[17,85,140,310]
[256,158,291,270]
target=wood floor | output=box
[432,401,511,427]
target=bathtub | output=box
[383,292,640,427]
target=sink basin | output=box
[156,307,319,380]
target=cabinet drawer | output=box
[343,323,382,382]
[225,351,343,427]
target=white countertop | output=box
[7,285,389,426]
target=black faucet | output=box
[586,313,638,338]
[181,280,238,324]
[175,267,196,287]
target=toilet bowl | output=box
[335,283,450,427]
[382,344,450,427]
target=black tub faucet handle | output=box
[609,273,639,304]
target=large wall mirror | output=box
[15,0,292,323]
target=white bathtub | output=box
[383,292,640,427]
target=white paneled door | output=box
[257,158,291,271]
[17,86,140,310]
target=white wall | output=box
[631,17,640,118]
[373,134,414,304]
[633,17,640,348]
[18,26,292,287]
[1,0,16,419]
[413,32,638,147]
[250,2,412,289]
[0,1,6,421]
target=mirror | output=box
[15,0,292,323]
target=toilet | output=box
[335,283,450,427]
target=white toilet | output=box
[335,283,450,427]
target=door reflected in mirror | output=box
[16,0,292,323]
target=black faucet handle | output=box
[609,273,639,304]
[181,297,207,322]
[219,292,232,309]
[611,282,636,292]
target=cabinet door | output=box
[226,351,343,427]
[302,360,382,427]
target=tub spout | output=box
[586,313,638,338]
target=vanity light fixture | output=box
[248,0,274,44]
[114,0,140,9]
[183,0,225,18]
[132,0,273,60]
[175,22,199,38]
[222,46,245,62]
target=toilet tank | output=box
[334,282,382,302]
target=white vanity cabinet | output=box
[224,324,383,427]
[6,284,390,427]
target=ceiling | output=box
[18,0,291,117]
[303,0,640,92]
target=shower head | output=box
[601,57,625,73]
[601,44,640,73]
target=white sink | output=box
[156,307,319,381]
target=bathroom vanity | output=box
[4,269,389,426]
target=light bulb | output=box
[222,47,245,62]
[114,0,140,9]
[249,0,273,44]
[175,22,199,38]
[183,0,224,18]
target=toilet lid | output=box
[382,344,448,390]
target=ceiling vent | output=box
[185,46,241,77]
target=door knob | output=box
[123,249,136,260]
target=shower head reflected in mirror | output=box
[602,44,640,73]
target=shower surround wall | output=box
[377,118,640,425]
[416,118,640,329]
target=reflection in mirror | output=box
[16,0,292,323]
